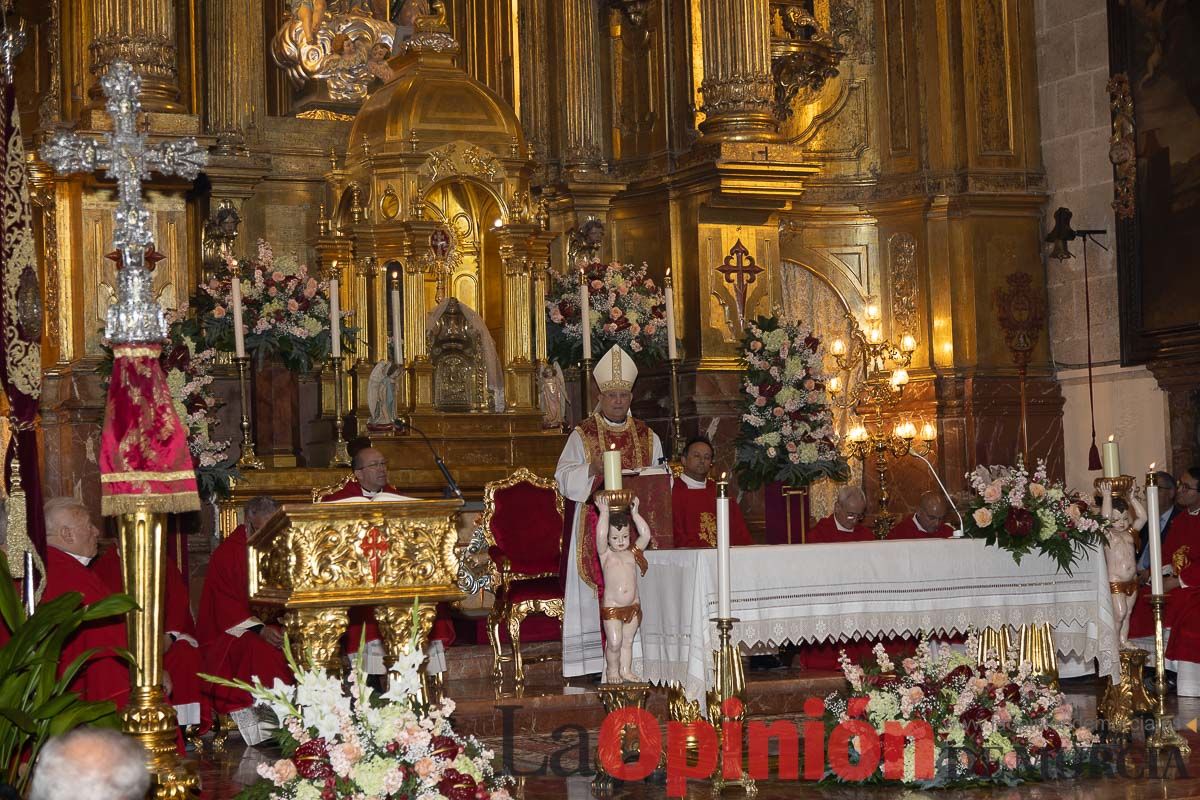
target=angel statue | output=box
[367,360,398,431]
[537,362,568,431]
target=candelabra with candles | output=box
[826,302,929,537]
[234,357,264,469]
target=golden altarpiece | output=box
[12,0,1062,529]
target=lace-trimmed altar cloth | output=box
[636,538,1118,704]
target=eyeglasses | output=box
[1180,483,1199,493]
[360,460,388,470]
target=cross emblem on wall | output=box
[716,239,763,330]
[360,525,390,584]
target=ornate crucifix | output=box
[716,238,764,331]
[40,61,206,345]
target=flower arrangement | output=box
[733,314,849,490]
[100,309,237,500]
[545,261,668,367]
[202,606,511,800]
[194,239,355,374]
[962,459,1108,574]
[824,635,1099,786]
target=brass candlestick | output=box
[234,356,264,470]
[669,357,684,459]
[597,488,633,513]
[1148,594,1191,755]
[706,617,755,796]
[330,356,351,467]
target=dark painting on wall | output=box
[1110,0,1200,364]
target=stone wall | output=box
[1034,0,1171,488]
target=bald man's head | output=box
[44,498,100,560]
[30,728,149,800]
[915,491,948,532]
[834,486,867,530]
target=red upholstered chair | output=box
[482,467,565,687]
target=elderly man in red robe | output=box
[91,543,202,729]
[807,486,873,543]
[41,498,129,707]
[888,492,955,540]
[672,436,752,548]
[196,495,292,743]
[556,345,663,678]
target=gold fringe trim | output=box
[112,345,162,358]
[102,492,201,517]
[100,470,198,483]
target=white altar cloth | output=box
[634,538,1118,703]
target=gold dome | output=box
[348,32,524,162]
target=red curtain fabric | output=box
[0,83,45,557]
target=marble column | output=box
[561,0,605,167]
[697,0,777,141]
[204,0,266,137]
[87,0,183,112]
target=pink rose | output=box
[414,758,437,779]
[802,378,815,390]
[617,285,629,296]
[590,279,604,290]
[287,299,300,312]
[303,287,317,299]
[750,341,763,351]
[629,323,641,335]
[271,271,285,282]
[604,323,617,333]
[755,397,767,407]
[1053,703,1073,724]
[1066,504,1082,520]
[644,324,656,335]
[773,407,784,417]
[644,279,655,289]
[610,307,624,320]
[1003,751,1018,770]
[1075,727,1094,745]
[786,441,797,452]
[972,507,993,527]
[1029,482,1047,499]
[306,277,319,292]
[273,759,297,784]
[213,306,227,319]
[995,705,1012,724]
[550,308,564,323]
[983,482,1003,503]
[268,286,278,296]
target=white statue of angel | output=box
[537,361,568,430]
[367,360,398,430]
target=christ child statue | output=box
[1100,480,1147,648]
[596,495,651,683]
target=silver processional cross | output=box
[39,61,208,345]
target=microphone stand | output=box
[908,450,964,536]
[396,419,464,500]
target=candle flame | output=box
[1108,434,1115,442]
[1151,462,1157,470]
[609,443,616,450]
[720,471,727,481]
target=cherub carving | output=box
[1099,480,1147,649]
[596,495,651,683]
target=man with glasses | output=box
[320,446,400,500]
[671,436,753,548]
[807,485,873,543]
[888,491,954,540]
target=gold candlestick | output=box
[669,357,684,459]
[234,356,264,470]
[706,617,755,796]
[330,356,351,467]
[1148,594,1191,755]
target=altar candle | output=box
[231,277,246,359]
[330,277,341,359]
[579,269,592,360]
[1103,435,1120,478]
[665,268,678,360]
[717,474,732,619]
[603,444,622,491]
[1148,465,1164,596]
[390,280,404,365]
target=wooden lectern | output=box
[247,499,467,673]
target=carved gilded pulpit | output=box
[247,500,466,673]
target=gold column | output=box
[280,607,348,674]
[533,262,548,364]
[517,0,551,162]
[117,507,197,796]
[403,240,434,411]
[204,0,266,135]
[351,256,373,419]
[696,0,777,141]
[87,0,183,112]
[561,0,605,167]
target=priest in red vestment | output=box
[196,496,292,741]
[92,544,202,728]
[1131,468,1200,653]
[319,446,403,501]
[556,345,663,677]
[888,492,955,540]
[41,498,129,708]
[807,486,874,543]
[672,436,753,548]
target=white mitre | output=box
[594,345,637,392]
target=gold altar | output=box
[247,499,466,673]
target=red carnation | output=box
[1004,507,1035,538]
[293,738,334,780]
[437,768,478,800]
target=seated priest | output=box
[91,541,203,731]
[807,486,873,542]
[556,345,663,678]
[196,496,292,743]
[672,436,753,548]
[1131,467,1200,693]
[41,498,129,708]
[888,491,954,540]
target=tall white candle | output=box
[1102,435,1120,478]
[1147,466,1164,596]
[717,475,731,618]
[665,268,678,360]
[579,269,592,360]
[231,277,246,359]
[390,282,403,365]
[603,445,622,491]
[329,276,341,359]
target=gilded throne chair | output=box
[482,467,565,686]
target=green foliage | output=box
[0,552,136,794]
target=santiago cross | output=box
[40,61,208,345]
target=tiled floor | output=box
[192,669,1200,799]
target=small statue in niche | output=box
[366,361,398,430]
[568,218,605,267]
[537,362,568,431]
[596,495,651,683]
[1099,480,1147,649]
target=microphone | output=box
[395,419,464,501]
[908,450,964,537]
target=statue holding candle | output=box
[1099,478,1146,647]
[554,345,663,678]
[595,495,651,682]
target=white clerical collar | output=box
[835,518,855,533]
[679,474,708,489]
[56,548,92,567]
[914,516,933,534]
[1189,506,1200,517]
[599,415,630,431]
[362,487,382,499]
